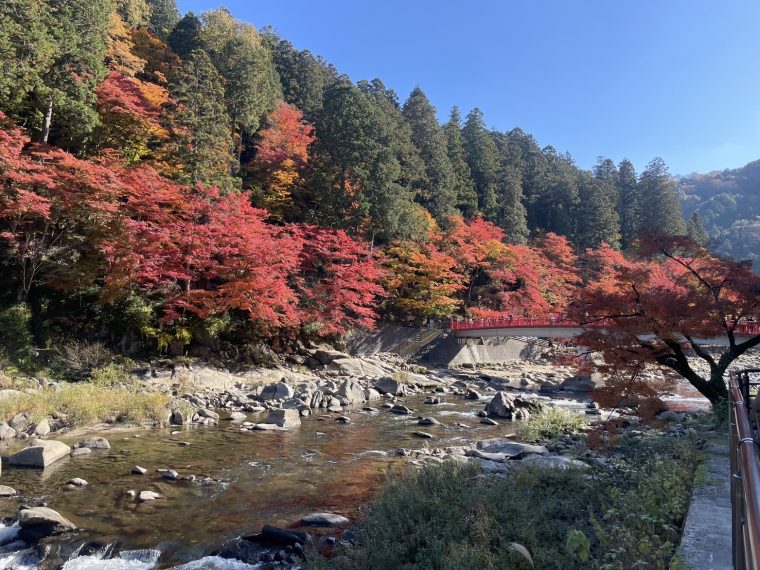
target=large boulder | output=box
[18,507,77,541]
[75,436,111,450]
[485,392,516,418]
[336,379,366,405]
[264,409,301,429]
[312,349,348,365]
[9,439,71,468]
[259,382,294,401]
[485,392,542,419]
[520,454,588,470]
[374,377,406,396]
[329,358,386,378]
[197,408,220,421]
[475,439,548,458]
[247,525,311,547]
[560,375,597,393]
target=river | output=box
[0,393,561,569]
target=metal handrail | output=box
[729,369,760,570]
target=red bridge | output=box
[448,316,760,345]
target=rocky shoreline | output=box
[0,345,752,568]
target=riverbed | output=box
[0,393,561,569]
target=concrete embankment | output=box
[677,436,731,570]
[348,324,557,367]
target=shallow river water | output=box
[0,393,554,569]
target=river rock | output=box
[389,404,412,415]
[301,512,350,527]
[131,466,148,475]
[424,396,441,405]
[76,436,110,450]
[247,525,310,546]
[0,423,16,441]
[374,377,406,396]
[161,470,178,481]
[520,455,588,470]
[138,491,162,502]
[485,392,515,418]
[0,485,17,497]
[70,448,92,457]
[335,416,351,424]
[417,417,441,426]
[312,349,347,365]
[475,439,548,458]
[413,431,433,439]
[465,389,481,400]
[9,439,71,468]
[259,382,294,401]
[264,409,301,428]
[9,413,29,432]
[169,410,185,425]
[0,389,22,400]
[34,418,51,437]
[364,388,382,401]
[18,507,77,541]
[329,358,386,378]
[67,478,88,487]
[560,375,597,393]
[197,408,220,421]
[252,423,286,431]
[480,418,498,425]
[336,379,366,405]
[228,411,247,421]
[469,457,513,474]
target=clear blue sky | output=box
[176,0,760,175]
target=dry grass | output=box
[0,383,171,427]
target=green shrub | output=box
[327,462,596,570]
[90,362,135,387]
[318,430,704,570]
[0,303,35,371]
[517,406,587,443]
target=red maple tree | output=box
[569,233,760,406]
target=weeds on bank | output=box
[516,406,587,443]
[0,383,171,427]
[318,429,704,570]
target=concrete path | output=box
[678,439,732,569]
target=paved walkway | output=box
[678,439,732,569]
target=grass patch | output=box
[0,383,171,427]
[516,406,587,443]
[316,430,703,570]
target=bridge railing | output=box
[449,315,601,331]
[729,369,760,570]
[449,316,760,335]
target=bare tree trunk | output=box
[42,99,53,143]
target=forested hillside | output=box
[0,0,693,364]
[678,160,760,266]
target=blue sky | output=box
[176,1,760,175]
